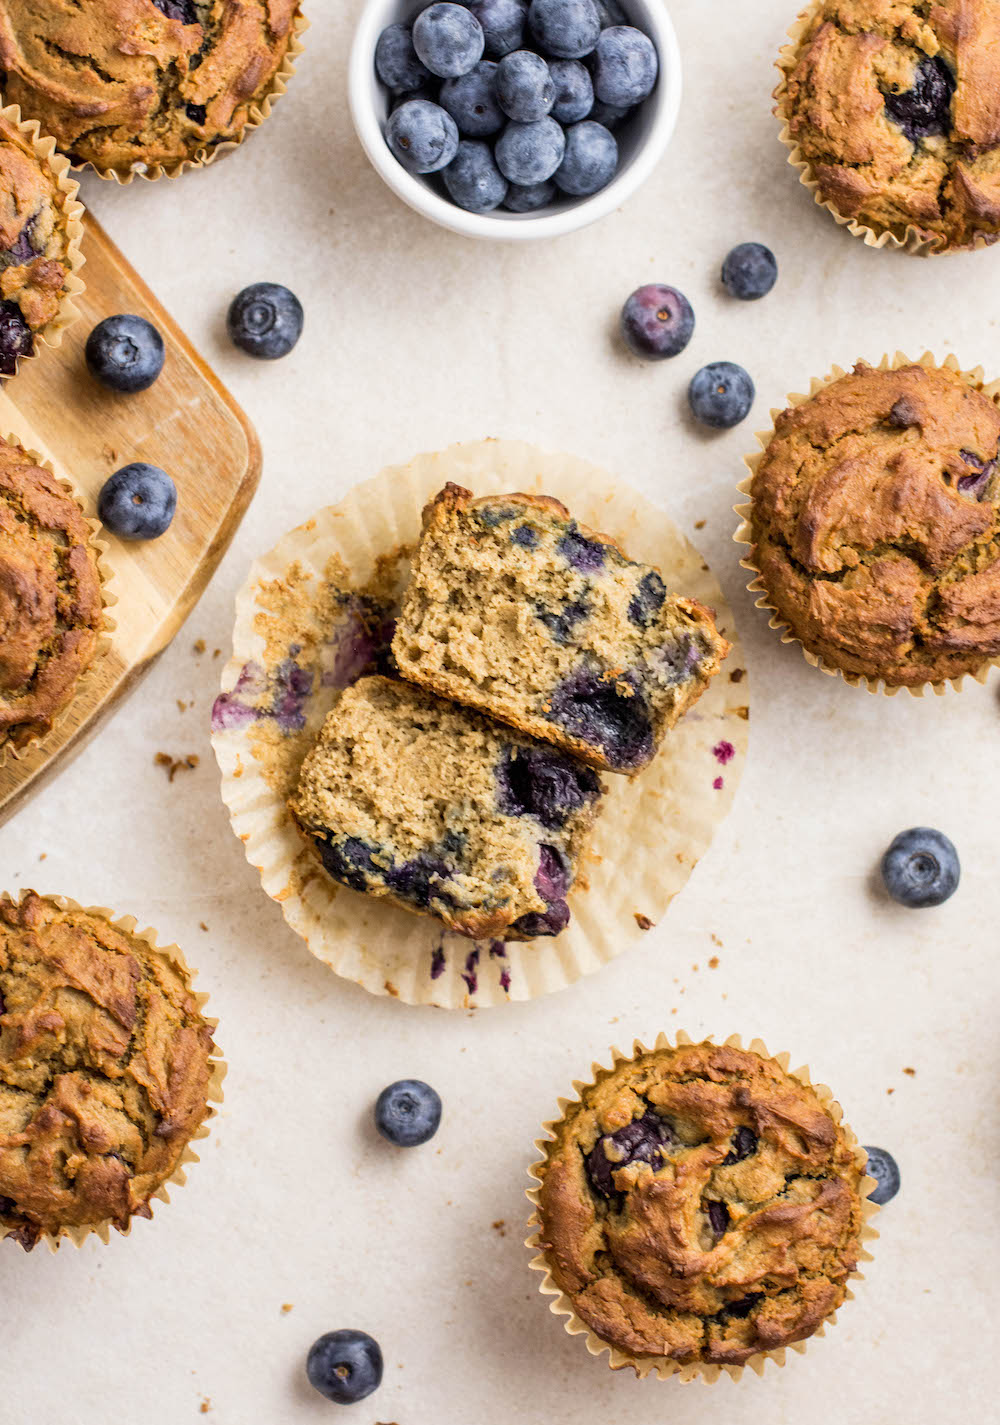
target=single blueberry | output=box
[554,119,618,195]
[496,49,555,121]
[185,102,207,124]
[882,56,954,143]
[85,314,165,392]
[722,242,778,300]
[496,743,601,828]
[547,667,654,770]
[706,1200,730,1235]
[469,0,527,57]
[592,25,658,106]
[385,853,452,909]
[529,0,601,59]
[443,139,509,211]
[98,463,177,540]
[495,117,566,184]
[152,0,198,21]
[317,835,382,892]
[881,827,959,908]
[688,362,755,429]
[375,1079,442,1147]
[535,597,589,643]
[550,59,593,122]
[227,282,303,359]
[723,1126,758,1164]
[386,98,460,173]
[957,448,998,499]
[0,300,33,376]
[627,570,666,627]
[715,1294,761,1322]
[585,1111,673,1198]
[588,98,632,129]
[413,3,485,78]
[557,523,605,571]
[1,222,37,266]
[375,23,432,92]
[620,284,694,360]
[502,179,556,211]
[863,1146,901,1206]
[440,61,505,136]
[306,1330,383,1404]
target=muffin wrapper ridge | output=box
[211,439,749,1010]
[734,350,1000,696]
[0,104,86,374]
[0,890,226,1253]
[525,1029,880,1384]
[773,3,997,257]
[0,426,116,766]
[83,7,309,183]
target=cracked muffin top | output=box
[0,0,301,176]
[0,892,218,1249]
[0,109,78,377]
[749,360,1000,686]
[780,0,1000,250]
[0,435,103,751]
[535,1039,867,1368]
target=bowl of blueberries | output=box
[350,0,681,240]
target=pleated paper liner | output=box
[212,439,749,1010]
[0,891,226,1252]
[0,104,86,376]
[0,431,117,766]
[79,8,309,183]
[774,3,997,256]
[525,1030,879,1384]
[734,351,1000,696]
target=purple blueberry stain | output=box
[430,942,446,979]
[462,948,480,994]
[712,740,735,765]
[512,524,540,548]
[271,658,314,733]
[489,940,511,993]
[557,524,606,573]
[713,776,723,791]
[211,660,269,731]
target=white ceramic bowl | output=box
[349,0,682,241]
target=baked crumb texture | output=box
[534,1039,867,1370]
[0,111,73,363]
[393,485,729,774]
[749,360,1000,686]
[781,0,1000,250]
[289,675,604,941]
[0,892,217,1249]
[0,0,301,175]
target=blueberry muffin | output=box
[0,107,81,377]
[748,360,1000,686]
[0,436,103,751]
[0,892,220,1250]
[392,485,729,774]
[289,675,604,941]
[0,0,303,177]
[533,1038,868,1370]
[779,0,1000,250]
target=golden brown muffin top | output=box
[0,892,217,1249]
[0,436,103,749]
[0,0,300,175]
[781,0,1000,249]
[536,1040,866,1367]
[750,361,1000,686]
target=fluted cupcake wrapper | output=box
[525,1030,880,1384]
[734,350,1000,696]
[0,890,226,1253]
[211,439,749,1010]
[773,3,997,256]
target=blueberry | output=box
[496,50,554,121]
[502,178,556,211]
[627,570,666,627]
[957,448,998,499]
[85,314,165,392]
[98,463,177,541]
[592,25,658,106]
[469,0,527,58]
[375,1079,442,1147]
[385,853,453,909]
[688,362,755,429]
[375,23,432,92]
[596,0,627,24]
[496,744,601,828]
[882,55,954,143]
[585,1111,673,1198]
[550,59,593,122]
[226,282,303,360]
[588,98,632,129]
[706,1200,730,1235]
[413,3,485,78]
[513,843,572,936]
[557,524,605,572]
[621,284,694,360]
[863,1147,901,1206]
[721,242,778,301]
[547,667,653,770]
[317,835,381,892]
[386,98,460,173]
[444,139,508,211]
[152,0,198,20]
[495,117,565,184]
[881,827,959,908]
[511,520,542,542]
[0,299,33,377]
[529,0,601,59]
[306,1330,383,1405]
[554,119,617,195]
[440,61,504,136]
[723,1126,758,1164]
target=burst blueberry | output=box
[621,284,694,360]
[881,827,959,908]
[375,23,432,91]
[554,120,617,195]
[547,667,653,770]
[98,463,177,540]
[0,300,32,376]
[502,179,556,211]
[444,139,508,210]
[495,116,565,184]
[592,25,658,106]
[413,3,485,77]
[496,50,554,121]
[496,744,600,828]
[386,98,460,173]
[440,60,504,135]
[85,314,165,392]
[550,59,593,122]
[688,362,755,429]
[306,1330,383,1404]
[528,0,601,59]
[882,55,954,143]
[470,0,528,58]
[863,1146,901,1205]
[627,570,666,627]
[721,242,778,301]
[585,1111,673,1198]
[375,1079,442,1146]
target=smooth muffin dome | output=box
[749,360,1000,687]
[780,0,1000,250]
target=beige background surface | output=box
[0,2,993,1421]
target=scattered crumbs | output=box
[634,912,655,931]
[38,852,46,862]
[735,705,749,720]
[691,963,699,972]
[903,1066,916,1076]
[700,562,709,572]
[887,1087,895,1095]
[708,956,719,970]
[193,639,206,655]
[492,1219,507,1238]
[712,776,724,790]
[199,1401,211,1416]
[694,519,706,530]
[609,1015,619,1024]
[213,648,221,658]
[670,1007,677,1015]
[102,444,118,464]
[155,752,200,783]
[721,992,727,1000]
[199,922,209,932]
[280,1303,293,1315]
[176,700,188,713]
[711,934,723,947]
[729,668,745,683]
[384,979,399,998]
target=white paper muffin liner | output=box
[212,440,749,1009]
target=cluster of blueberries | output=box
[375,0,658,214]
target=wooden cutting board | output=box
[0,211,261,824]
